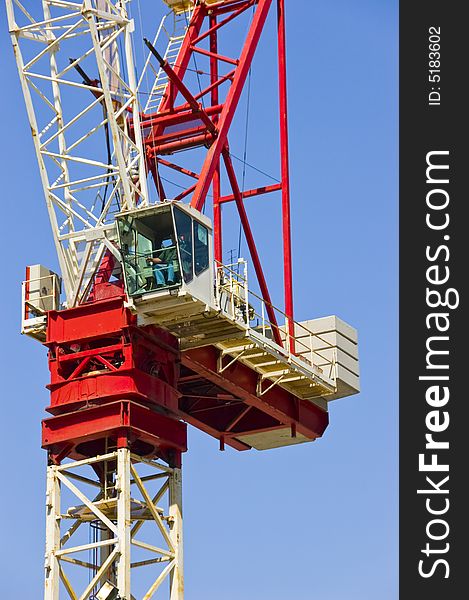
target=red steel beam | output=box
[156,158,199,180]
[149,123,208,146]
[277,0,295,352]
[190,45,239,66]
[193,70,235,102]
[173,183,197,202]
[141,4,207,149]
[148,158,167,201]
[143,38,216,135]
[181,346,329,440]
[141,104,223,131]
[192,0,255,45]
[148,133,212,156]
[190,0,273,212]
[211,0,255,16]
[157,4,206,116]
[225,405,253,432]
[219,183,282,204]
[181,411,251,451]
[210,14,223,263]
[222,148,282,346]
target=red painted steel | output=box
[222,149,283,345]
[156,158,199,180]
[192,71,235,101]
[134,0,294,348]
[140,104,224,130]
[42,401,187,465]
[181,345,329,441]
[190,0,273,211]
[40,0,311,465]
[41,293,328,464]
[277,0,295,352]
[219,183,283,204]
[173,183,197,202]
[43,298,183,463]
[190,46,239,66]
[143,39,217,134]
[192,0,255,45]
[210,13,223,263]
[148,133,213,156]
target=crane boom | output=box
[6,0,149,304]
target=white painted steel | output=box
[169,468,184,600]
[44,466,61,600]
[116,448,131,598]
[21,267,61,340]
[6,0,149,306]
[142,7,194,114]
[42,450,183,600]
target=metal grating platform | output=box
[134,278,338,404]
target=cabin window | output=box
[117,206,210,297]
[117,212,181,295]
[174,207,193,283]
[194,222,209,275]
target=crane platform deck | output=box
[67,498,166,522]
[133,275,341,404]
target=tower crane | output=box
[6,1,360,598]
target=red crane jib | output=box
[41,297,328,466]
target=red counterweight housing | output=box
[42,297,187,466]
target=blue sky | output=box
[0,0,397,598]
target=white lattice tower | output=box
[5,0,149,306]
[44,449,183,600]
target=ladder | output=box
[144,7,194,114]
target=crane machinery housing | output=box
[6,0,360,598]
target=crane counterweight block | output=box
[43,297,185,463]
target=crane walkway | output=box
[134,263,338,403]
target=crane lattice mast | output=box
[5,1,360,599]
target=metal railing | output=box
[22,274,60,317]
[21,273,61,337]
[215,260,338,385]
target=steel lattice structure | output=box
[7,0,151,305]
[6,1,360,599]
[44,450,183,600]
[7,0,292,328]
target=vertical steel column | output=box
[116,447,131,598]
[210,15,223,264]
[277,0,295,352]
[169,467,184,600]
[44,466,60,600]
[213,169,222,263]
[41,449,183,600]
[222,149,283,346]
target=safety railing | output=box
[120,246,182,297]
[21,273,61,338]
[215,260,338,386]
